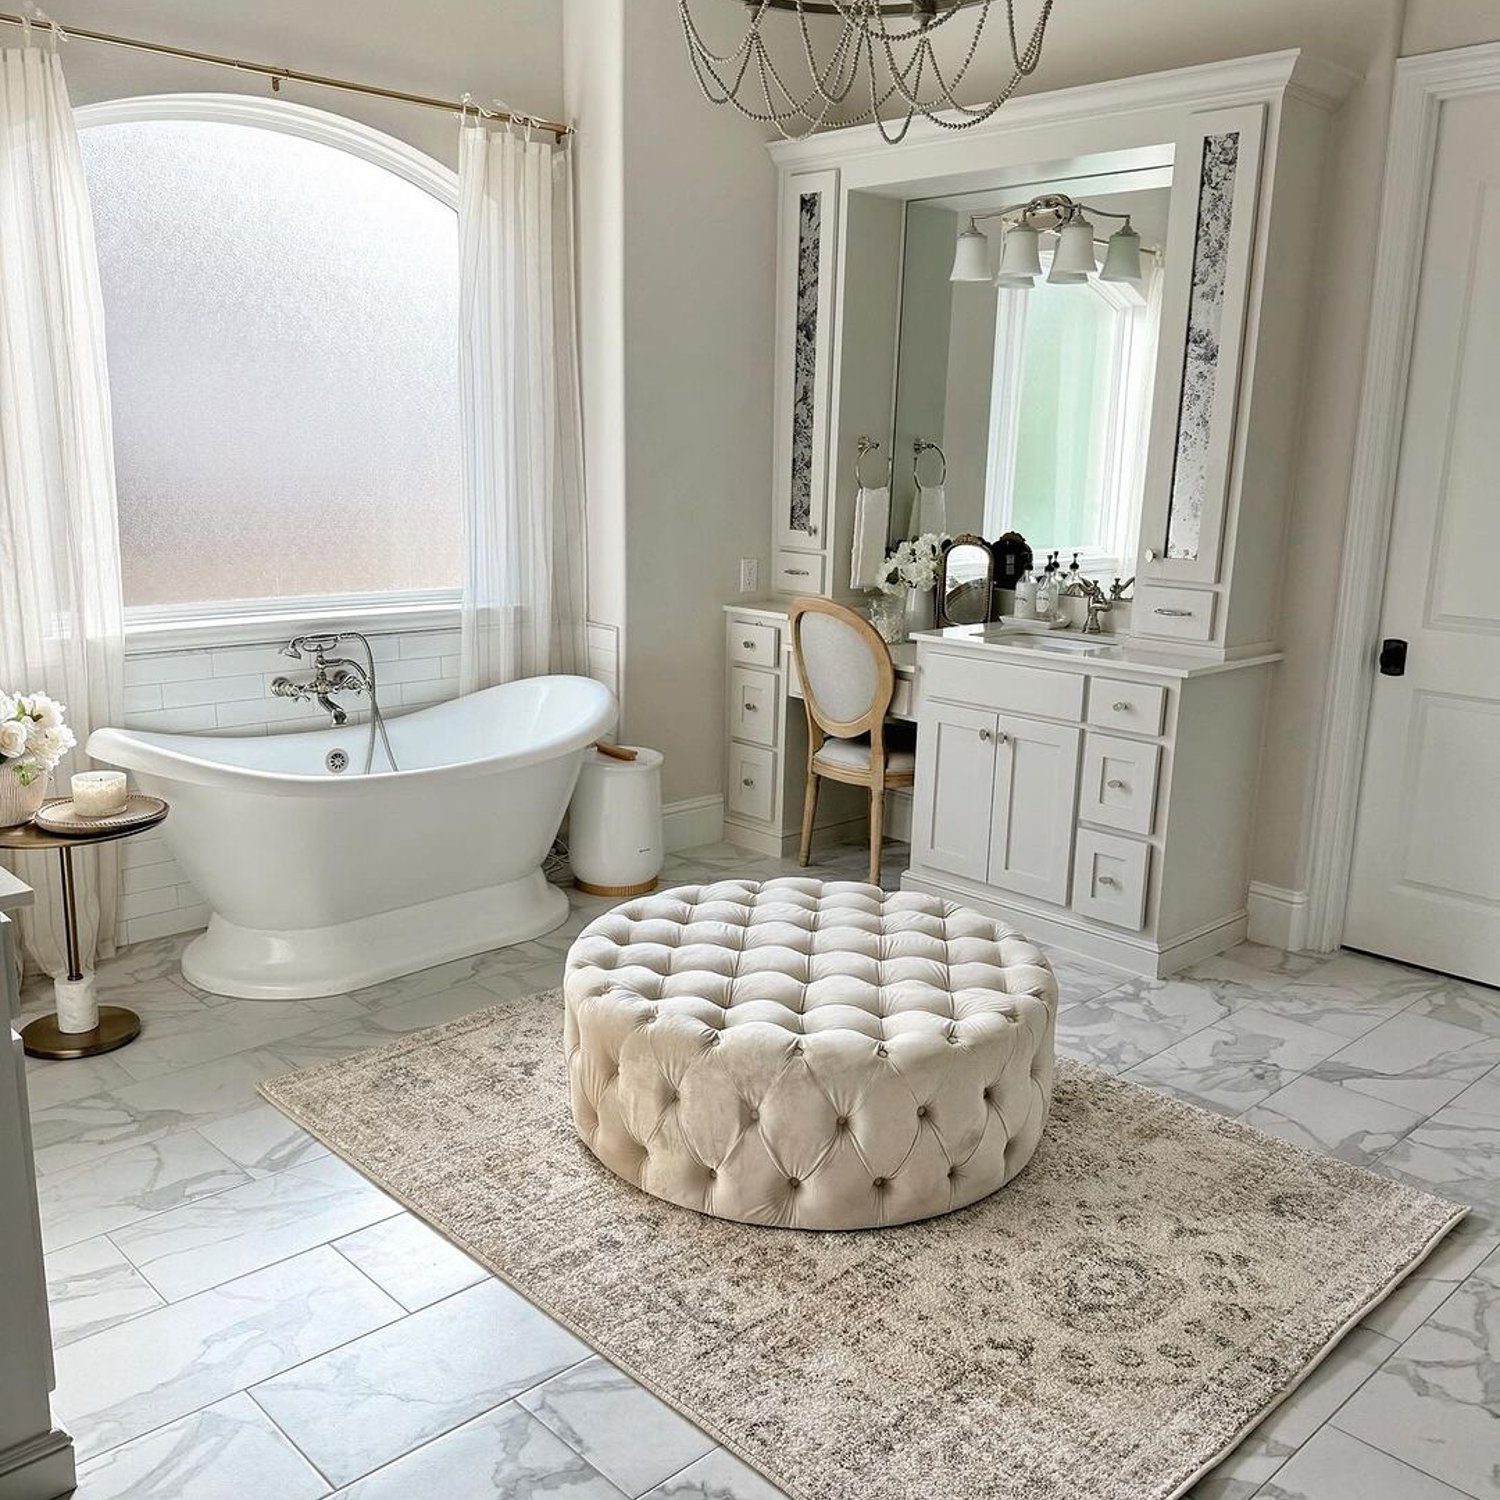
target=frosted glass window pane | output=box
[80,119,460,607]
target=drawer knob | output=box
[1107,778,1127,790]
[742,777,755,787]
[1112,701,1132,712]
[785,568,810,578]
[1154,607,1193,618]
[744,701,758,712]
[741,638,755,649]
[978,727,992,742]
[1098,875,1121,889]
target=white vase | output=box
[0,768,47,829]
[903,586,936,639]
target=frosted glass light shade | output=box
[1049,217,1098,283]
[1100,225,1143,282]
[950,222,992,282]
[997,224,1042,282]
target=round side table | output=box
[1,798,169,1060]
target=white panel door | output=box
[911,703,997,882]
[988,717,1081,906]
[1345,85,1500,986]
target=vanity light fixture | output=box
[679,0,1054,144]
[948,192,1153,289]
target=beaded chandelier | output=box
[679,1,1055,143]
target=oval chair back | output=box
[787,597,908,883]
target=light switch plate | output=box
[738,557,759,593]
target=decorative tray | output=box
[34,794,168,837]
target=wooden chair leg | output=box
[868,781,885,885]
[799,766,821,867]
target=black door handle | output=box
[1379,638,1408,676]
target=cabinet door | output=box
[987,717,1082,906]
[773,169,839,552]
[1137,103,1265,592]
[912,703,998,882]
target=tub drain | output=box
[325,749,349,774]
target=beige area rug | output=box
[260,991,1464,1500]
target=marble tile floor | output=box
[17,834,1500,1500]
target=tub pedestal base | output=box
[182,869,570,1000]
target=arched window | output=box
[78,98,461,619]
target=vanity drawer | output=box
[1072,829,1150,931]
[729,667,779,746]
[728,619,780,669]
[773,550,825,595]
[1087,678,1166,737]
[923,651,1084,721]
[727,743,777,824]
[1135,584,1217,643]
[1079,733,1161,837]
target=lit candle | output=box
[71,770,128,817]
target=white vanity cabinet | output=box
[906,635,1276,977]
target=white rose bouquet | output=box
[0,691,77,786]
[876,532,948,595]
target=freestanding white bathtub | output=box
[88,676,617,1000]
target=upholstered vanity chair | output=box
[788,598,916,884]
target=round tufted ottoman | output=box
[563,878,1058,1229]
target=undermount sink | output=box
[1009,634,1123,657]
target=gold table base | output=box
[22,1004,142,1060]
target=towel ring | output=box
[913,438,948,488]
[855,436,891,489]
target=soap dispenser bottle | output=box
[1036,553,1060,621]
[1014,565,1037,620]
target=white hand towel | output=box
[911,483,947,539]
[850,484,890,590]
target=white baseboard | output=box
[1247,881,1311,953]
[663,795,724,853]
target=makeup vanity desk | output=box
[722,600,917,860]
[725,599,1282,978]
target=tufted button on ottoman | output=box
[563,878,1058,1230]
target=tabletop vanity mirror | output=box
[889,165,1172,594]
[938,535,995,626]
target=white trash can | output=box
[569,745,664,897]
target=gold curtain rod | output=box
[0,10,572,137]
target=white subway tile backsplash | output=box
[126,706,220,734]
[371,656,449,686]
[397,630,461,659]
[211,644,301,677]
[161,674,266,710]
[397,679,458,708]
[117,886,184,923]
[124,652,214,687]
[215,695,322,730]
[123,684,163,715]
[121,834,174,871]
[122,859,186,896]
[120,901,210,947]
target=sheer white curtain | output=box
[0,35,125,972]
[457,122,587,692]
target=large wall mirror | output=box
[890,167,1171,580]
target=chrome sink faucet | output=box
[1062,575,1135,634]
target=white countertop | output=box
[725,599,1280,680]
[0,867,33,914]
[910,623,1282,679]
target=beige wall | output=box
[1403,0,1500,54]
[566,0,776,804]
[56,0,563,166]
